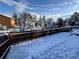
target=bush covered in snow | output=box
[72,29,79,36]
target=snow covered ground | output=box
[6,31,79,59]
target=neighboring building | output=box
[0,14,16,28]
[71,12,79,25]
[64,18,71,26]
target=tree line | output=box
[12,12,79,31]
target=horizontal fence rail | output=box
[0,34,10,58]
[9,27,71,44]
[0,34,8,44]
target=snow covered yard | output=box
[6,31,79,59]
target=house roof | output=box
[0,13,13,19]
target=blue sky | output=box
[0,0,79,20]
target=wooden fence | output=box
[0,27,74,59]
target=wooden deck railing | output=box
[0,26,79,59]
[0,34,10,58]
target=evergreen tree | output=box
[57,18,63,28]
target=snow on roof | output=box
[0,13,13,19]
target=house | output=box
[0,14,16,28]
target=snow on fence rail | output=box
[9,27,71,44]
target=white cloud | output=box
[45,11,75,21]
[75,0,79,3]
[15,3,27,13]
[77,0,79,3]
[61,1,74,6]
[48,7,61,11]
[57,2,69,6]
[0,0,15,6]
[0,0,33,13]
[33,1,73,8]
[0,0,79,20]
